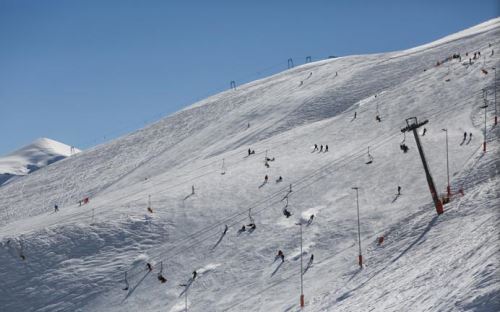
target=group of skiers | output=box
[312,144,329,152]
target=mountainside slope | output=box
[0,138,79,186]
[0,19,499,312]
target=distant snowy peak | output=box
[0,138,80,185]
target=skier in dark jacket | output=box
[277,250,285,262]
[54,204,59,212]
[283,208,292,218]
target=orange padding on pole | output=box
[358,255,363,267]
[436,200,444,215]
[300,294,304,307]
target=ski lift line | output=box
[124,148,369,280]
[125,133,395,280]
[124,97,479,281]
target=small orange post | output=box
[436,200,444,215]
[300,294,304,308]
[358,255,363,268]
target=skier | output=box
[320,145,323,152]
[277,250,285,262]
[158,274,167,283]
[325,145,329,152]
[422,128,427,136]
[54,204,59,212]
[264,175,268,183]
[238,225,246,233]
[335,71,338,77]
[397,186,401,195]
[308,254,314,266]
[463,132,467,141]
[376,115,381,122]
[146,263,153,272]
[223,225,228,235]
[248,148,252,156]
[248,223,256,230]
[265,161,270,168]
[299,81,303,86]
[276,176,283,183]
[191,185,195,195]
[283,208,292,218]
[469,132,472,140]
[192,270,197,280]
[307,214,314,225]
[313,144,318,152]
[354,112,357,119]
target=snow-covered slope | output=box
[0,19,499,312]
[0,138,79,186]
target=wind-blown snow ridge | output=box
[0,18,499,312]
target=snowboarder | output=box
[277,250,285,262]
[276,176,283,183]
[397,186,401,195]
[192,270,197,280]
[54,204,59,212]
[313,144,318,152]
[320,145,323,152]
[376,115,381,122]
[238,225,246,233]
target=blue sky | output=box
[0,0,498,155]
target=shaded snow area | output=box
[0,138,79,186]
[1,19,499,312]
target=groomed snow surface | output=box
[0,18,499,312]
